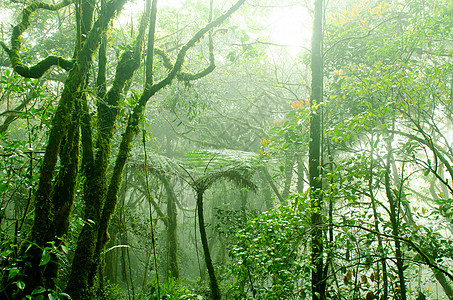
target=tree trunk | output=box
[309,0,325,299]
[384,128,407,300]
[197,190,221,300]
[281,155,295,200]
[43,106,81,289]
[163,176,179,280]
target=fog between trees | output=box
[1,0,453,299]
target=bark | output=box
[85,0,245,291]
[43,106,81,288]
[13,0,126,294]
[434,269,453,300]
[309,0,325,299]
[197,190,221,300]
[281,155,295,200]
[66,3,150,296]
[0,0,74,78]
[261,167,284,203]
[369,134,388,300]
[384,129,407,300]
[260,172,274,210]
[162,176,179,279]
[297,157,305,194]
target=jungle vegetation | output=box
[0,0,453,299]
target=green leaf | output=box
[32,286,46,295]
[61,244,69,254]
[15,281,25,290]
[8,268,20,281]
[39,249,51,266]
[59,292,72,299]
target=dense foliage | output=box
[1,0,453,299]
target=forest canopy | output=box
[1,0,453,299]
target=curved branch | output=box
[331,223,453,283]
[324,15,406,59]
[389,129,453,185]
[1,0,74,78]
[155,36,215,83]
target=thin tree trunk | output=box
[297,157,305,194]
[281,155,295,200]
[384,127,407,300]
[197,190,221,300]
[262,167,284,203]
[309,0,325,299]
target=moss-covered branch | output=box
[0,0,74,78]
[154,27,216,84]
[93,1,246,293]
[103,0,247,217]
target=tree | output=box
[0,0,246,298]
[309,0,326,299]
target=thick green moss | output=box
[0,0,74,78]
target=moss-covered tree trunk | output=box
[2,0,129,297]
[65,2,151,297]
[72,2,245,297]
[309,0,326,299]
[163,176,179,279]
[86,0,245,287]
[43,106,81,289]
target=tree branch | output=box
[1,0,74,78]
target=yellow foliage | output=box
[290,100,305,109]
[260,138,270,147]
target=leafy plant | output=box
[227,195,311,299]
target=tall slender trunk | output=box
[281,156,295,200]
[297,158,305,194]
[309,0,325,299]
[197,190,221,300]
[369,133,388,300]
[163,176,179,279]
[384,127,407,300]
